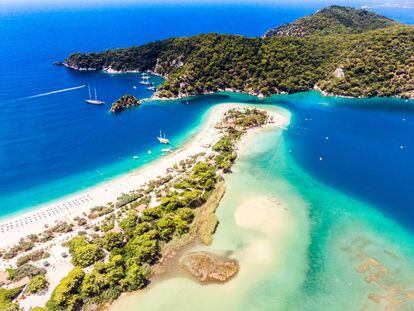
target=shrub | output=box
[46,267,85,311]
[7,264,46,282]
[16,250,45,267]
[24,274,49,295]
[68,236,104,268]
[101,232,124,251]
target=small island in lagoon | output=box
[1,4,413,311]
[179,251,239,283]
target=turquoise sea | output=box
[1,2,414,309]
[111,105,414,310]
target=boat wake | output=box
[15,84,86,101]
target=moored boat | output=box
[157,130,170,144]
[85,85,105,105]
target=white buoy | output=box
[400,145,404,149]
[325,136,329,140]
[319,157,323,161]
[148,150,152,154]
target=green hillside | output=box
[263,5,396,37]
[63,6,413,100]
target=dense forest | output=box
[263,5,396,37]
[64,6,414,99]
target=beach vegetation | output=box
[68,236,104,268]
[26,234,40,243]
[99,214,115,232]
[134,222,151,235]
[24,274,49,295]
[3,238,35,259]
[39,232,54,243]
[0,287,22,310]
[140,207,163,222]
[119,211,139,237]
[116,193,143,208]
[124,263,146,291]
[89,206,114,219]
[76,218,88,227]
[100,232,124,252]
[46,267,85,311]
[7,264,46,282]
[124,234,160,265]
[50,222,74,234]
[16,250,45,267]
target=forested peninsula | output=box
[63,5,414,99]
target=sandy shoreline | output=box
[0,104,286,249]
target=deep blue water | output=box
[267,92,414,231]
[1,2,413,227]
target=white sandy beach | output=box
[0,104,287,249]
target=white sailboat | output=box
[85,85,105,105]
[139,75,151,86]
[157,130,170,144]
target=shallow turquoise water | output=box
[111,105,414,310]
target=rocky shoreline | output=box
[59,62,414,101]
[110,95,141,113]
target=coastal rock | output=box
[334,67,345,78]
[110,95,141,113]
[179,251,238,283]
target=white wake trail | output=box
[17,84,86,101]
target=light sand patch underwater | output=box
[235,196,291,235]
[235,196,294,267]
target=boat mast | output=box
[88,85,91,100]
[94,88,97,100]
